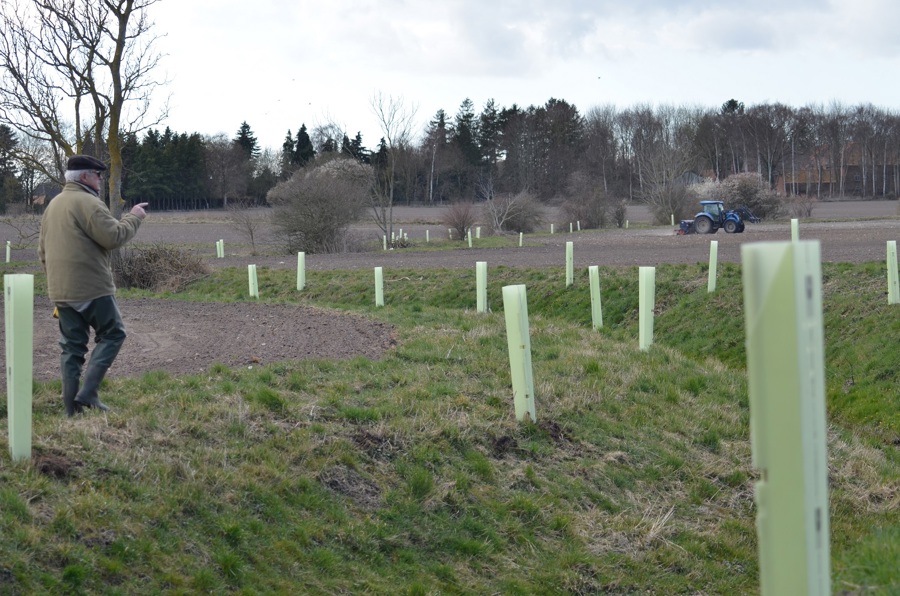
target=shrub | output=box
[112,244,211,292]
[613,200,627,228]
[267,158,372,254]
[442,202,477,240]
[481,191,544,234]
[388,233,411,249]
[709,173,788,220]
[790,194,818,218]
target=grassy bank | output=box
[1,261,897,594]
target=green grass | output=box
[1,259,897,593]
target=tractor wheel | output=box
[724,220,738,233]
[694,217,713,234]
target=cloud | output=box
[821,0,900,56]
[150,0,900,150]
[660,11,781,53]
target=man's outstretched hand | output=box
[130,202,149,220]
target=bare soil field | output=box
[3,200,897,392]
[135,201,898,270]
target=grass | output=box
[1,258,898,594]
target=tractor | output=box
[678,200,760,235]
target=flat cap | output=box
[66,154,107,171]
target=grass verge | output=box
[1,260,897,593]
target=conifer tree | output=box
[294,124,316,166]
[478,99,502,167]
[0,124,21,212]
[350,132,369,163]
[453,98,481,167]
[424,110,451,203]
[234,121,260,159]
[280,129,295,176]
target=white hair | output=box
[64,170,88,183]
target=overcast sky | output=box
[151,0,900,152]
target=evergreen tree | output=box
[453,98,481,167]
[350,132,369,164]
[541,98,586,199]
[119,131,140,199]
[294,124,316,167]
[371,137,389,169]
[0,124,21,212]
[721,98,745,115]
[496,104,533,194]
[321,137,337,153]
[249,163,278,204]
[425,109,450,146]
[448,98,482,200]
[423,109,451,203]
[280,130,295,178]
[234,121,260,159]
[129,128,168,204]
[478,99,502,167]
[123,127,209,210]
[0,125,19,179]
[168,132,208,207]
[371,137,390,197]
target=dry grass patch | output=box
[112,243,211,291]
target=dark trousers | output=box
[57,295,127,401]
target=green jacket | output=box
[38,182,143,303]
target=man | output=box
[38,154,149,416]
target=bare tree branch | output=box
[0,0,168,211]
[369,91,417,237]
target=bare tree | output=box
[746,102,792,190]
[13,131,54,209]
[255,146,280,180]
[561,171,608,229]
[204,133,248,208]
[583,105,619,194]
[226,200,266,255]
[822,101,851,198]
[0,211,41,247]
[370,92,417,238]
[481,190,543,234]
[0,0,167,211]
[634,105,703,223]
[310,121,346,155]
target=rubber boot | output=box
[62,378,83,417]
[74,366,110,412]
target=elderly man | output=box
[38,155,149,416]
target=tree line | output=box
[4,98,900,216]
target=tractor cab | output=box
[701,201,724,220]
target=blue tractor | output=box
[678,200,760,234]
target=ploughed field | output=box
[3,201,897,384]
